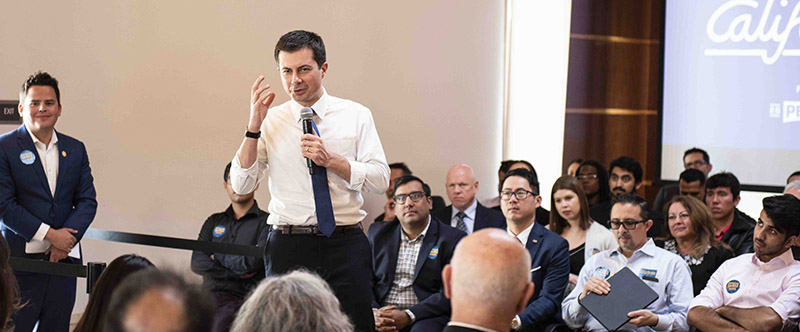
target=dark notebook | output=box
[579,266,659,331]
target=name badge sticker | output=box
[20,150,35,165]
[639,268,658,282]
[428,246,439,259]
[213,225,226,238]
[726,280,740,293]
[594,266,611,279]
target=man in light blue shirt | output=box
[562,194,693,332]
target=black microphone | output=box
[300,107,316,175]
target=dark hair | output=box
[612,193,649,220]
[224,162,233,182]
[549,176,591,234]
[576,160,611,202]
[504,160,537,179]
[388,162,412,176]
[566,158,584,173]
[393,175,431,197]
[103,269,214,332]
[0,236,21,332]
[679,168,706,186]
[762,195,800,237]
[274,30,326,68]
[789,171,800,184]
[660,195,729,259]
[683,147,710,164]
[501,168,540,196]
[609,156,643,184]
[74,255,155,332]
[19,71,60,104]
[706,172,740,198]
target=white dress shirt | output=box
[231,89,389,226]
[690,249,800,332]
[562,239,693,332]
[508,221,534,245]
[450,199,477,234]
[25,129,79,258]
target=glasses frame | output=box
[500,189,537,201]
[393,191,427,204]
[608,219,646,230]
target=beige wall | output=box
[0,1,506,313]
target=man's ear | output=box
[635,182,642,191]
[442,265,452,299]
[516,282,535,314]
[644,219,653,232]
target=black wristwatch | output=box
[245,130,260,139]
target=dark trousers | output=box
[264,227,374,332]
[12,270,76,332]
[212,292,243,332]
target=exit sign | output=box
[0,101,20,124]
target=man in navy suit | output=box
[370,175,466,332]
[500,168,569,331]
[0,71,97,332]
[432,164,505,234]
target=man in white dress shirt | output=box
[229,30,389,332]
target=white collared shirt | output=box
[690,249,800,332]
[508,221,534,246]
[450,199,478,234]
[562,239,693,331]
[25,129,80,258]
[231,89,389,226]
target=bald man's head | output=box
[446,164,479,211]
[786,180,800,200]
[444,228,533,321]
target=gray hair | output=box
[230,270,353,332]
[786,180,800,193]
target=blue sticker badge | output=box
[726,280,740,294]
[639,268,658,280]
[594,266,611,279]
[213,225,226,238]
[20,150,35,165]
[590,248,600,256]
[428,246,439,259]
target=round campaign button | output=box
[213,225,226,238]
[20,150,35,165]
[594,266,611,279]
[726,280,740,294]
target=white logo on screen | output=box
[705,0,800,65]
[769,101,800,122]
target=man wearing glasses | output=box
[500,168,570,331]
[369,175,466,332]
[562,193,693,332]
[653,147,714,213]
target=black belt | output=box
[272,224,361,236]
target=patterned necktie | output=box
[455,211,468,233]
[310,114,336,237]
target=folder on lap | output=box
[578,266,659,331]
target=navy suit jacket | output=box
[369,216,466,321]
[0,125,97,260]
[431,202,505,233]
[517,222,570,331]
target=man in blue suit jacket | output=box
[432,164,505,234]
[500,169,569,332]
[0,72,97,332]
[370,175,467,332]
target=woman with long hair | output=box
[547,176,616,290]
[73,254,155,332]
[661,195,734,295]
[575,160,610,208]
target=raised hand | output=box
[248,75,276,131]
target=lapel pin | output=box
[61,151,67,157]
[532,239,538,244]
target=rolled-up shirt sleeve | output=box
[230,134,268,195]
[345,108,388,194]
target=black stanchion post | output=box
[86,262,106,295]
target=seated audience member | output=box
[73,254,155,332]
[706,172,756,256]
[501,169,569,331]
[546,176,616,293]
[370,175,466,331]
[432,164,505,234]
[565,158,583,177]
[786,180,800,200]
[576,160,611,209]
[0,236,21,332]
[191,163,268,332]
[442,228,534,332]
[482,160,516,209]
[103,269,214,332]
[788,171,800,185]
[677,168,706,201]
[660,196,734,295]
[592,157,664,238]
[489,160,551,225]
[688,195,800,332]
[653,148,713,212]
[377,162,413,222]
[562,194,693,332]
[231,270,353,332]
